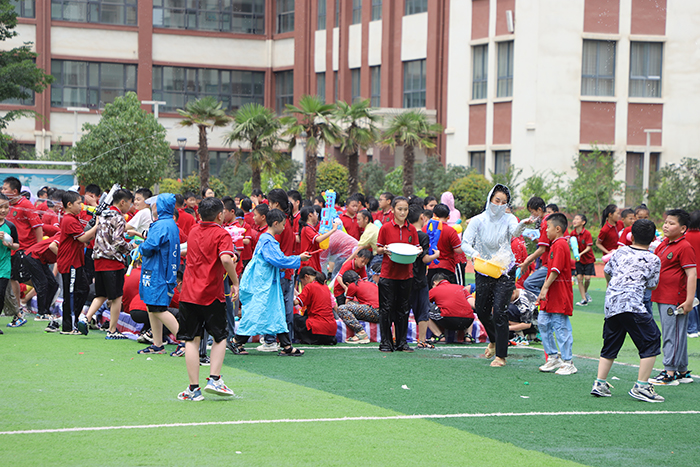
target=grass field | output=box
[2,277,700,466]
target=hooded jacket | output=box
[440,192,462,226]
[139,194,181,306]
[461,184,528,267]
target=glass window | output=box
[275,70,293,114]
[370,66,381,107]
[581,40,615,97]
[625,151,660,205]
[352,0,361,24]
[470,151,485,175]
[494,150,511,175]
[52,0,136,25]
[10,0,35,17]
[153,0,264,33]
[629,42,662,98]
[276,0,294,33]
[334,71,338,102]
[472,44,488,100]
[316,72,325,103]
[176,149,231,178]
[51,60,137,108]
[153,66,264,112]
[334,0,338,26]
[405,0,427,15]
[351,68,361,102]
[403,60,425,108]
[497,41,514,98]
[371,0,381,21]
[317,0,325,30]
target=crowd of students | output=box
[1,175,697,403]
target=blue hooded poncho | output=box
[139,193,181,306]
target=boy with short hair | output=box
[426,203,463,286]
[520,196,549,295]
[177,197,239,401]
[592,219,664,402]
[0,194,19,333]
[174,194,196,236]
[537,213,576,375]
[373,192,394,225]
[649,209,697,385]
[125,188,153,238]
[340,194,362,240]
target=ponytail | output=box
[268,188,292,220]
[299,266,325,285]
[601,204,617,228]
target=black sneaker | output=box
[199,356,211,366]
[44,321,60,333]
[649,371,679,386]
[676,370,694,384]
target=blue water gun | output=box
[319,190,338,235]
[569,236,580,261]
[425,218,442,265]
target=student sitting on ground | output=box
[507,286,538,345]
[293,266,338,345]
[336,270,379,344]
[426,273,475,344]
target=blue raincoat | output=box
[238,232,301,336]
[139,194,181,306]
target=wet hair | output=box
[548,212,568,232]
[631,219,657,245]
[575,213,587,226]
[2,176,21,193]
[391,196,409,208]
[423,196,436,207]
[183,191,195,200]
[314,195,326,206]
[635,203,650,217]
[267,188,291,219]
[526,196,546,212]
[234,209,245,218]
[370,261,382,274]
[265,208,286,226]
[380,192,395,203]
[222,196,236,212]
[240,198,252,212]
[546,203,559,213]
[299,266,326,285]
[433,203,450,219]
[135,188,152,200]
[112,188,134,205]
[621,208,635,219]
[367,197,379,212]
[254,203,269,216]
[85,184,102,196]
[358,209,373,223]
[407,204,423,224]
[356,248,373,262]
[689,210,700,231]
[666,209,690,228]
[342,270,361,285]
[432,273,448,285]
[199,197,223,222]
[601,204,618,228]
[174,194,185,207]
[62,190,81,207]
[490,184,512,206]
[299,205,316,230]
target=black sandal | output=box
[279,346,304,356]
[228,342,249,355]
[426,334,444,344]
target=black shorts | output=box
[10,251,30,282]
[94,269,126,300]
[600,312,661,360]
[575,262,596,276]
[177,300,227,343]
[147,305,168,313]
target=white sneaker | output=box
[575,300,588,306]
[555,361,578,375]
[204,377,235,397]
[539,355,563,372]
[687,332,700,339]
[585,293,592,303]
[257,342,279,352]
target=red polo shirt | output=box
[373,209,392,225]
[57,213,86,274]
[297,281,337,336]
[570,228,595,264]
[333,257,367,297]
[300,224,322,272]
[122,267,148,312]
[537,215,551,266]
[542,236,573,315]
[340,212,360,240]
[274,217,295,280]
[377,218,420,280]
[25,234,60,264]
[686,230,700,257]
[180,222,235,305]
[428,280,474,318]
[9,196,42,250]
[239,222,254,261]
[651,236,697,305]
[243,211,254,227]
[292,211,301,255]
[176,208,196,236]
[428,223,461,272]
[617,226,633,247]
[346,279,379,309]
[598,221,619,253]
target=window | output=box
[352,0,361,24]
[334,0,339,26]
[51,60,137,108]
[316,72,325,103]
[470,151,485,175]
[370,66,381,107]
[276,0,294,33]
[152,66,264,112]
[275,70,293,114]
[351,69,361,102]
[51,0,137,25]
[176,149,231,178]
[494,151,511,175]
[10,0,35,18]
[405,0,427,15]
[472,44,488,100]
[371,0,381,20]
[317,0,325,29]
[625,151,660,205]
[497,41,514,98]
[630,42,662,98]
[153,0,265,34]
[3,86,35,106]
[334,71,338,101]
[403,60,425,108]
[581,40,615,97]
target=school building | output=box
[1,0,699,197]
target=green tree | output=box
[448,172,492,219]
[218,156,252,195]
[178,96,231,192]
[520,170,562,206]
[244,171,288,195]
[316,158,349,203]
[359,161,386,198]
[382,166,403,197]
[73,92,171,188]
[648,158,700,218]
[181,173,227,197]
[380,110,443,197]
[158,178,182,195]
[490,164,523,205]
[335,99,379,196]
[414,157,471,197]
[281,95,340,200]
[0,1,54,150]
[224,103,283,192]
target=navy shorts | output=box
[177,300,227,343]
[94,268,125,300]
[575,262,596,276]
[600,312,661,359]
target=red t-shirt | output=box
[428,280,475,318]
[377,218,420,280]
[542,236,573,315]
[686,230,700,258]
[340,212,360,240]
[95,205,127,272]
[598,222,619,253]
[122,267,148,312]
[180,222,235,305]
[297,281,337,336]
[618,226,633,247]
[570,228,595,264]
[373,210,392,225]
[25,234,60,264]
[651,236,697,305]
[292,211,301,255]
[333,257,367,297]
[239,222,254,261]
[176,208,196,236]
[57,213,85,274]
[537,215,551,266]
[345,279,379,309]
[300,224,321,272]
[274,217,295,280]
[9,197,42,250]
[42,210,60,233]
[243,211,254,227]
[428,223,461,272]
[511,236,528,264]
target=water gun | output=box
[84,183,120,231]
[515,267,521,280]
[319,190,340,249]
[125,247,141,276]
[126,233,145,245]
[224,224,246,250]
[81,204,97,214]
[569,236,580,261]
[425,217,443,265]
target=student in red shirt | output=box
[333,250,372,305]
[685,210,700,338]
[427,274,475,340]
[176,197,239,401]
[293,267,337,345]
[520,197,550,296]
[571,214,595,306]
[23,234,60,321]
[241,198,254,227]
[649,209,697,385]
[174,194,196,236]
[373,192,394,225]
[616,208,636,248]
[233,209,253,271]
[340,194,362,240]
[596,204,621,255]
[288,190,302,253]
[56,191,97,334]
[298,205,338,273]
[337,270,379,344]
[537,213,576,375]
[376,196,420,352]
[426,203,463,286]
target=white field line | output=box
[2,410,699,436]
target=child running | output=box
[570,214,595,306]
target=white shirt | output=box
[126,208,153,236]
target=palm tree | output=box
[178,97,231,191]
[281,95,340,200]
[224,103,283,192]
[335,99,380,196]
[381,110,443,196]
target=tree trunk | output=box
[305,146,316,200]
[348,150,359,196]
[198,125,209,192]
[251,168,262,192]
[403,144,415,197]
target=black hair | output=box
[689,210,700,231]
[370,261,382,274]
[546,203,559,213]
[666,209,690,228]
[356,248,373,262]
[367,197,379,212]
[299,266,326,285]
[2,176,21,193]
[240,198,252,212]
[37,187,48,197]
[173,209,179,221]
[423,196,436,207]
[601,204,618,228]
[85,184,101,196]
[62,190,81,207]
[235,209,245,218]
[631,219,656,245]
[314,195,326,206]
[490,184,512,206]
[299,205,316,230]
[199,197,224,221]
[135,188,152,200]
[183,191,195,200]
[112,188,133,205]
[50,189,65,201]
[408,195,423,207]
[621,208,634,219]
[347,193,362,205]
[254,203,269,216]
[235,193,244,200]
[575,213,588,226]
[195,195,202,201]
[302,199,313,207]
[202,187,214,197]
[391,196,409,208]
[251,188,263,197]
[526,196,546,212]
[0,193,8,201]
[313,205,322,216]
[342,270,361,285]
[221,196,236,212]
[433,203,450,219]
[267,188,291,219]
[635,203,650,216]
[174,194,185,207]
[355,193,366,206]
[432,273,448,285]
[422,209,433,219]
[380,192,395,203]
[358,209,373,223]
[407,204,423,224]
[548,212,568,232]
[265,208,286,226]
[288,190,302,210]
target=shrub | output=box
[448,172,491,219]
[382,166,403,197]
[648,158,700,218]
[316,159,349,203]
[359,161,386,198]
